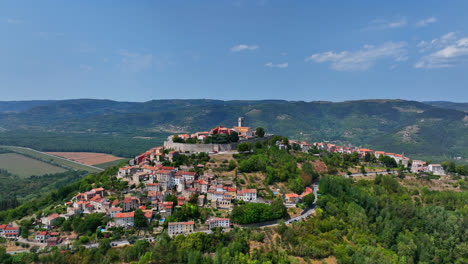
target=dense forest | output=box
[0,131,165,158]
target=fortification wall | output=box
[164,136,273,153]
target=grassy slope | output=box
[0,153,65,177]
[1,146,102,173]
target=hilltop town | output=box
[0,117,449,253]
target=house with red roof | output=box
[123,197,140,212]
[146,182,161,192]
[236,189,257,202]
[114,212,135,227]
[4,226,20,238]
[42,213,60,228]
[210,126,233,135]
[110,207,123,218]
[35,231,49,243]
[207,217,230,229]
[284,193,301,203]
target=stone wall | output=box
[164,136,273,153]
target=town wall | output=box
[164,136,273,153]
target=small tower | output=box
[238,117,244,127]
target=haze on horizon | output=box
[1,1,468,102]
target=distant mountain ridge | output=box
[0,99,466,161]
[423,101,468,112]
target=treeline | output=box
[441,161,468,176]
[0,170,87,211]
[0,131,167,157]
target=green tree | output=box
[256,127,265,137]
[98,238,111,254]
[228,131,239,142]
[134,209,147,229]
[302,193,315,207]
[237,142,250,152]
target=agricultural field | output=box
[0,153,65,178]
[0,146,102,173]
[94,159,127,169]
[46,152,123,166]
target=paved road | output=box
[85,239,130,249]
[6,249,31,254]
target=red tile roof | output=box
[114,212,134,218]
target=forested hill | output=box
[424,101,468,113]
[0,99,467,161]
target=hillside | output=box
[424,101,468,112]
[0,142,466,264]
[0,99,467,161]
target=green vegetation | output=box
[204,131,239,144]
[313,175,468,263]
[0,169,86,210]
[230,198,287,224]
[0,146,101,172]
[0,164,124,223]
[0,153,65,177]
[0,147,467,263]
[256,127,265,137]
[236,141,308,193]
[0,132,166,158]
[94,159,127,169]
[441,161,468,176]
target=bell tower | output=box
[238,117,244,127]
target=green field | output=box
[0,153,66,178]
[95,158,127,169]
[0,146,102,173]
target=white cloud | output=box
[364,18,407,30]
[415,32,468,69]
[118,50,153,72]
[305,42,407,71]
[265,62,288,68]
[416,17,437,27]
[417,32,457,52]
[230,44,258,52]
[6,18,22,24]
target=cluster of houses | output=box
[285,139,446,175]
[44,143,256,236]
[171,117,255,142]
[34,231,61,246]
[411,161,445,175]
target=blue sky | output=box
[1,0,468,102]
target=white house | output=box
[428,164,445,175]
[167,221,194,236]
[207,217,230,229]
